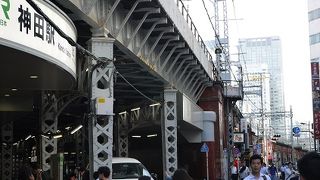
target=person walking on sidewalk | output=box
[244,154,271,180]
[239,160,250,180]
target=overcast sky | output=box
[184,0,312,124]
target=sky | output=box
[183,0,313,124]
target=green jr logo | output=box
[1,0,10,20]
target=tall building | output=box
[239,37,286,141]
[308,0,320,143]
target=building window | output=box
[309,8,320,22]
[310,33,320,45]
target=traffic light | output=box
[273,134,281,138]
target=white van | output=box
[112,157,154,180]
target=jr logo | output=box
[1,0,10,20]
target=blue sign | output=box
[293,127,301,134]
[200,143,209,153]
[233,148,241,157]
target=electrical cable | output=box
[26,0,110,63]
[115,70,157,103]
[26,0,159,103]
[230,0,249,82]
[201,0,240,82]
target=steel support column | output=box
[118,112,129,157]
[1,122,13,180]
[88,37,115,174]
[41,92,58,171]
[75,123,87,168]
[130,108,140,130]
[162,89,178,177]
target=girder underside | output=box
[51,0,215,102]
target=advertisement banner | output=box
[313,79,320,91]
[313,111,320,139]
[311,62,319,79]
[240,118,247,133]
[313,98,320,111]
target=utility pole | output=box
[308,121,312,151]
[259,73,267,162]
[290,106,293,161]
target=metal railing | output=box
[174,0,219,80]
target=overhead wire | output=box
[229,0,266,115]
[230,0,249,81]
[115,71,157,103]
[26,0,109,63]
[200,0,262,113]
[201,0,240,83]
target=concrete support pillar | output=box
[162,89,178,177]
[1,122,13,180]
[87,36,115,175]
[198,85,225,180]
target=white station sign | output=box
[0,0,77,76]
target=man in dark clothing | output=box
[268,163,277,180]
[297,151,320,180]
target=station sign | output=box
[0,0,77,76]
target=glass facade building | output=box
[239,37,286,141]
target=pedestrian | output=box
[231,162,238,180]
[97,166,110,180]
[30,164,42,180]
[93,171,99,180]
[78,167,84,179]
[297,151,320,180]
[267,163,277,180]
[67,172,77,180]
[260,163,268,175]
[239,160,250,180]
[18,165,35,180]
[279,163,286,180]
[172,169,193,180]
[165,171,172,180]
[284,162,297,180]
[244,154,271,180]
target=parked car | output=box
[112,157,154,180]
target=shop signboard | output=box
[311,62,319,79]
[233,132,244,143]
[313,111,320,139]
[0,0,76,76]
